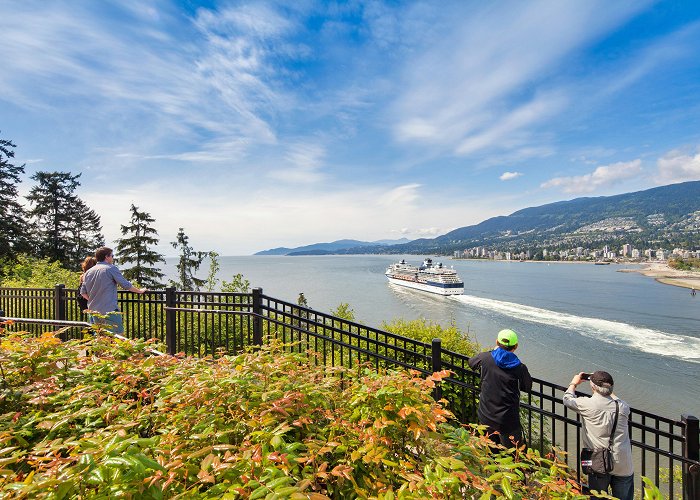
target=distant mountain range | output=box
[256,181,700,256]
[255,238,413,256]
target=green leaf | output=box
[250,485,269,500]
[501,477,514,499]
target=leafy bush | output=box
[668,257,700,271]
[0,324,588,499]
[1,254,80,288]
[382,318,480,357]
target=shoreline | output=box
[451,257,700,291]
[618,262,700,290]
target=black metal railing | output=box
[1,285,698,499]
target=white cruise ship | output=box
[385,258,464,296]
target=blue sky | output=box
[2,1,700,255]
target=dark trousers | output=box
[587,472,634,500]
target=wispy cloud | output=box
[391,1,648,158]
[0,2,298,159]
[541,160,643,194]
[500,171,523,181]
[598,21,700,98]
[267,142,327,184]
[3,1,699,254]
[379,184,422,208]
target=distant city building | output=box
[455,243,695,263]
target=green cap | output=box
[497,329,519,347]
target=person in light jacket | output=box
[80,247,146,334]
[563,370,634,500]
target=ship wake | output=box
[450,294,700,363]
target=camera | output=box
[581,373,591,380]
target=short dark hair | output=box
[496,341,517,352]
[95,247,113,262]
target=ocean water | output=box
[162,255,700,419]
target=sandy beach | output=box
[619,262,700,290]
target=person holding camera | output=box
[564,370,633,500]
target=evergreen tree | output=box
[67,198,105,264]
[115,204,165,288]
[0,133,30,259]
[26,171,103,269]
[170,228,206,291]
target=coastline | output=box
[618,262,700,290]
[451,257,700,291]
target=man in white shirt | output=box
[563,370,634,500]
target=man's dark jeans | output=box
[587,472,634,500]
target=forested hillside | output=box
[340,181,700,255]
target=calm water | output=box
[163,255,700,419]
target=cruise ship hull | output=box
[386,276,464,296]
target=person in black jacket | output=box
[468,328,532,447]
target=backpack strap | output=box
[608,399,619,449]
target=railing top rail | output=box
[260,294,433,350]
[164,307,253,314]
[1,316,91,327]
[261,313,433,374]
[0,287,57,293]
[175,290,252,298]
[0,316,166,357]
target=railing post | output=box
[252,288,263,346]
[54,284,66,321]
[432,338,442,402]
[165,287,176,356]
[682,414,700,500]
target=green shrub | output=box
[1,254,80,288]
[668,257,700,271]
[382,318,480,357]
[0,324,588,499]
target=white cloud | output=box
[379,183,421,208]
[84,180,506,255]
[656,149,700,184]
[267,142,327,184]
[0,2,297,159]
[500,171,523,181]
[454,92,567,156]
[413,227,443,237]
[391,1,647,157]
[541,160,643,194]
